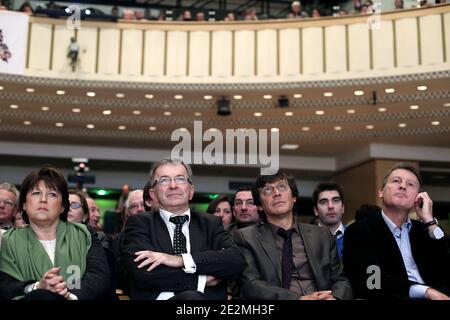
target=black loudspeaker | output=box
[217,98,231,116]
[278,96,289,108]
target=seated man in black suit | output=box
[234,171,352,300]
[344,162,450,300]
[121,158,246,300]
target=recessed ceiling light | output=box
[86,92,96,97]
[203,95,213,100]
[281,144,299,150]
[164,111,172,116]
[174,95,183,100]
[23,121,31,125]
[315,110,325,115]
[302,126,310,131]
[323,92,333,97]
[347,109,356,114]
[145,94,154,99]
[354,90,364,96]
[118,125,127,130]
[431,121,440,126]
[417,85,427,91]
[0,86,3,90]
[410,105,419,110]
[366,124,374,130]
[102,110,111,115]
[263,95,272,100]
[41,106,50,111]
[398,123,407,128]
[56,90,65,95]
[194,112,202,117]
[149,126,157,131]
[271,128,279,132]
[179,128,188,132]
[293,93,302,98]
[443,102,450,107]
[233,95,242,100]
[72,108,81,113]
[378,107,386,112]
[55,122,64,127]
[116,93,125,98]
[334,126,342,131]
[285,111,294,116]
[208,128,219,132]
[10,104,19,109]
[254,112,263,117]
[86,124,95,129]
[132,110,141,115]
[385,88,395,93]
[26,88,35,93]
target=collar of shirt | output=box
[159,208,191,226]
[334,222,345,238]
[381,210,411,238]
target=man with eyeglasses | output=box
[312,182,346,258]
[234,172,352,300]
[121,158,245,300]
[0,183,19,248]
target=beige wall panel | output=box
[143,30,165,77]
[256,29,277,77]
[445,13,450,63]
[98,28,120,75]
[211,31,232,77]
[121,29,142,76]
[302,27,323,75]
[234,30,255,77]
[166,31,188,77]
[348,23,370,72]
[52,25,74,73]
[420,15,444,65]
[325,25,346,74]
[372,20,394,70]
[279,28,300,76]
[189,31,209,77]
[77,27,97,74]
[28,23,52,70]
[395,18,419,68]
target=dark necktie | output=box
[169,215,189,255]
[277,228,295,289]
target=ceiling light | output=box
[23,121,31,125]
[366,124,374,130]
[323,92,333,97]
[263,95,272,100]
[378,107,386,112]
[56,90,65,95]
[410,105,419,110]
[118,125,127,130]
[285,111,294,116]
[55,122,64,127]
[145,94,154,99]
[164,111,172,116]
[431,121,440,126]
[179,128,188,132]
[278,96,289,108]
[149,126,157,131]
[398,123,407,128]
[132,110,141,115]
[443,102,450,107]
[72,108,81,113]
[204,95,213,100]
[86,124,95,129]
[217,98,231,116]
[302,126,310,131]
[254,112,263,117]
[334,126,342,131]
[10,104,19,109]
[41,106,50,111]
[86,92,96,97]
[347,109,356,114]
[174,94,183,100]
[417,85,427,91]
[233,95,242,100]
[354,90,364,96]
[194,112,202,117]
[315,110,325,115]
[26,88,35,93]
[271,128,279,132]
[293,93,302,98]
[102,110,111,115]
[116,93,125,98]
[208,128,219,132]
[0,86,3,90]
[281,144,299,150]
[385,88,395,93]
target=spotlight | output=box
[217,97,231,116]
[372,91,377,106]
[278,96,289,108]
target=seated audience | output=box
[68,191,90,224]
[207,194,234,228]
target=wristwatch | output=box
[423,217,438,228]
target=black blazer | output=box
[0,229,110,300]
[343,212,450,300]
[121,210,246,300]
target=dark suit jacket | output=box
[233,221,353,300]
[121,210,246,300]
[343,212,450,300]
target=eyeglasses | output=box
[128,201,144,211]
[261,182,289,196]
[70,202,82,209]
[152,175,191,187]
[0,199,15,208]
[234,199,255,207]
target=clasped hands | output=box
[38,267,70,299]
